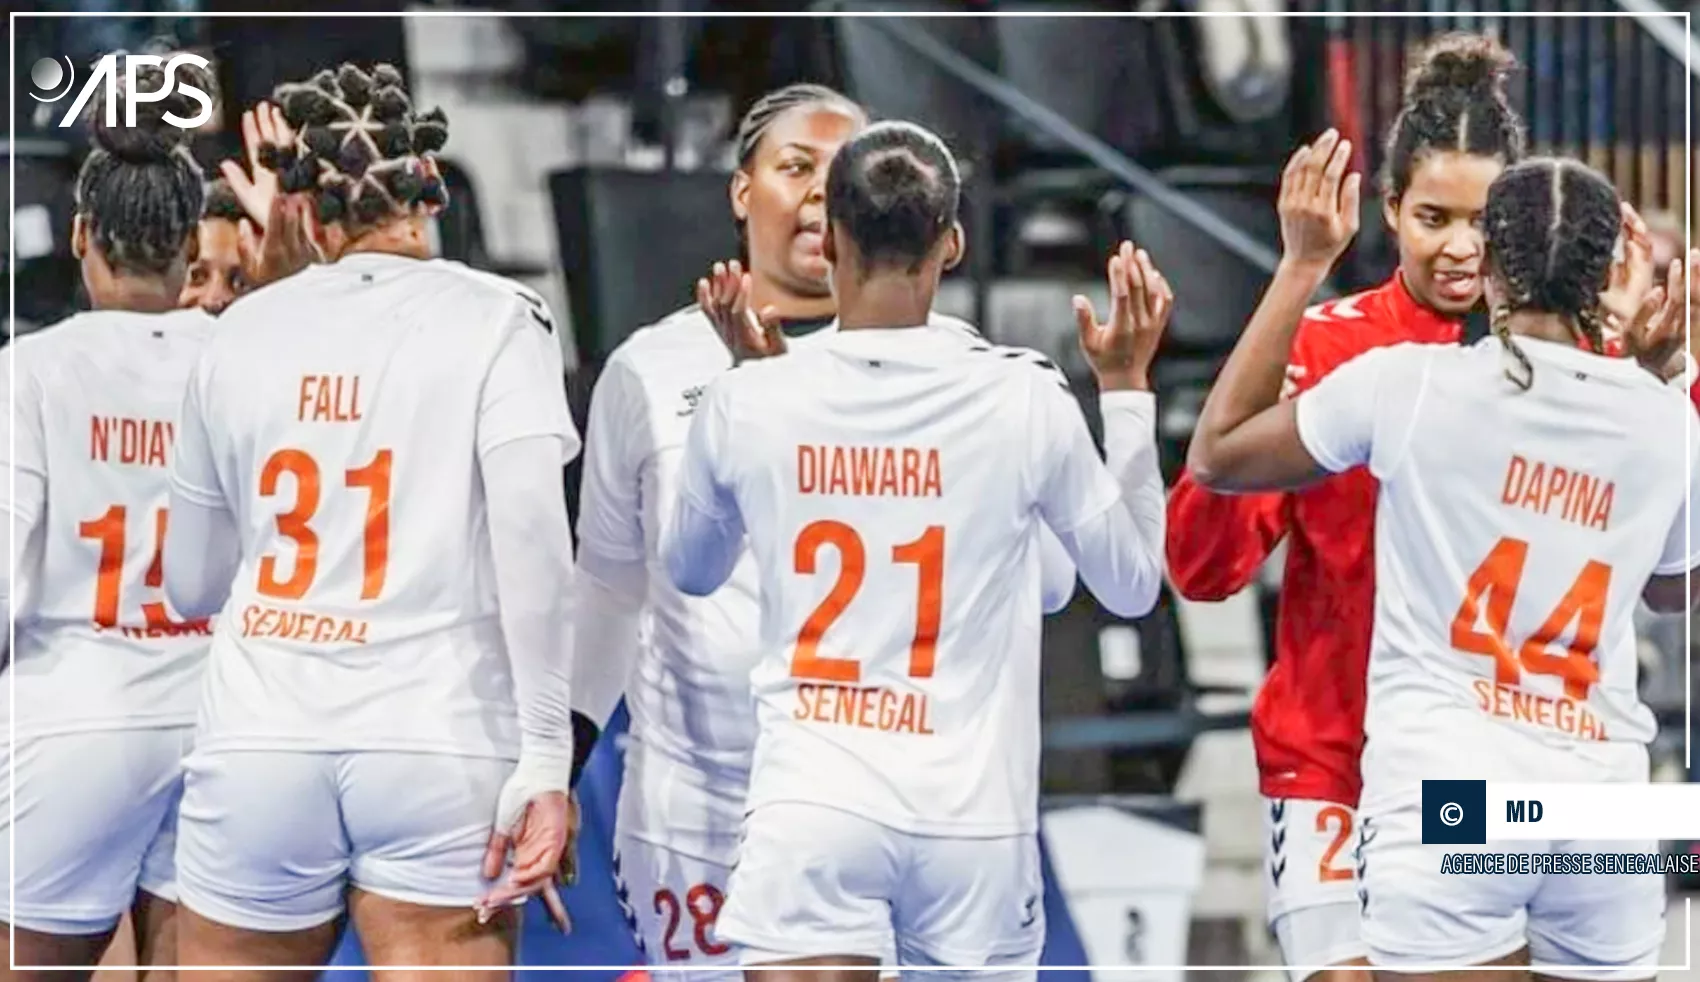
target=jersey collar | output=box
[1386,271,1464,344]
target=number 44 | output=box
[1449,536,1608,700]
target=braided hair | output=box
[74,52,212,277]
[265,63,448,239]
[825,121,961,275]
[1382,32,1526,202]
[732,84,866,261]
[1483,158,1621,390]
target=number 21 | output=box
[790,520,943,683]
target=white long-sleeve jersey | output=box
[663,320,1164,837]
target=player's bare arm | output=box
[1189,129,1362,491]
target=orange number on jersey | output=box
[1448,536,1609,699]
[1315,805,1354,883]
[792,520,865,683]
[346,449,393,600]
[77,505,195,630]
[256,450,321,600]
[790,520,946,683]
[78,505,128,628]
[255,448,393,602]
[891,525,944,678]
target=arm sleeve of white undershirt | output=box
[571,553,646,727]
[478,310,580,766]
[1032,381,1166,619]
[571,355,653,727]
[165,356,242,619]
[1037,525,1077,614]
[664,380,746,598]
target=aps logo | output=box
[28,52,214,130]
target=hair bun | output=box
[87,55,207,165]
[865,151,926,194]
[1405,31,1516,101]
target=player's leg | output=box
[345,889,517,979]
[1264,798,1372,982]
[339,751,520,979]
[1522,839,1664,982]
[716,802,894,982]
[129,891,177,982]
[173,749,350,978]
[97,914,138,981]
[1357,806,1536,982]
[1371,947,1532,982]
[887,828,1045,982]
[131,727,192,982]
[1,730,186,981]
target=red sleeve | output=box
[1166,472,1288,600]
[1166,312,1351,601]
[1690,377,1698,415]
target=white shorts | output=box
[719,802,1044,979]
[175,748,513,932]
[613,737,749,979]
[1263,797,1367,979]
[1358,803,1665,979]
[0,727,190,935]
[613,831,741,981]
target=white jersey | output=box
[579,308,1003,841]
[1296,337,1697,812]
[3,308,216,738]
[670,321,1145,837]
[169,253,577,758]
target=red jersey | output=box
[1167,275,1461,807]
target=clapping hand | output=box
[1071,241,1174,392]
[698,260,786,365]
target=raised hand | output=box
[1622,254,1688,380]
[239,192,320,289]
[220,102,294,233]
[1278,129,1361,270]
[1071,240,1173,392]
[697,260,786,365]
[1599,201,1657,331]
